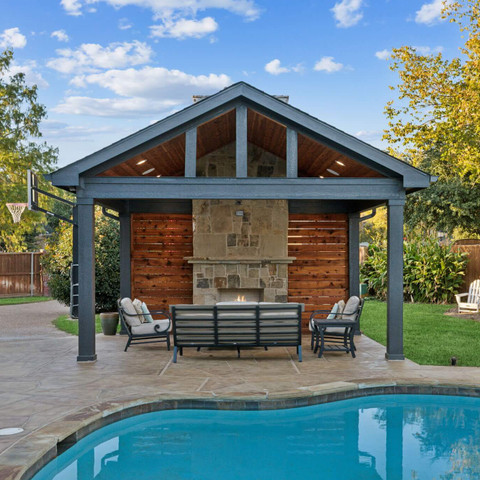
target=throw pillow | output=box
[141,302,154,323]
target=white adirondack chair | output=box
[456,279,480,314]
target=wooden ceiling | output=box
[97,108,384,178]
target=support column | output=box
[77,198,97,362]
[386,406,403,479]
[185,127,197,177]
[71,205,79,319]
[119,210,131,335]
[286,128,298,178]
[348,212,360,334]
[386,199,405,360]
[236,105,248,178]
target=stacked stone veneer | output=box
[188,199,294,304]
[196,142,286,177]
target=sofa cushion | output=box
[120,297,142,327]
[132,298,145,323]
[131,319,170,335]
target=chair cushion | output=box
[336,300,345,318]
[326,303,339,320]
[342,296,360,320]
[131,319,170,335]
[132,298,145,323]
[120,298,142,327]
[141,302,153,323]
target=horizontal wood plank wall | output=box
[452,244,480,291]
[131,213,193,310]
[288,213,349,331]
[0,253,43,297]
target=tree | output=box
[42,209,120,313]
[384,0,480,237]
[0,49,57,252]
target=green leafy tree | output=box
[384,0,480,237]
[0,49,57,251]
[42,209,120,312]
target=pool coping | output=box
[3,379,480,480]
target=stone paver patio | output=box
[1,301,480,479]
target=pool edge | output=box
[3,381,480,480]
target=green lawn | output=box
[0,296,51,306]
[53,314,103,335]
[362,300,480,367]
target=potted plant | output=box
[100,312,119,335]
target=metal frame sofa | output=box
[170,302,304,362]
[118,298,171,352]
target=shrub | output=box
[42,209,120,312]
[360,235,468,303]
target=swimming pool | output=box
[31,394,480,480]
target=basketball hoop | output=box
[6,203,28,223]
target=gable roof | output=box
[48,81,434,189]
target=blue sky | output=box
[1,0,462,167]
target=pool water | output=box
[32,395,480,480]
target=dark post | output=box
[185,127,197,177]
[286,128,298,178]
[236,104,248,178]
[119,210,131,334]
[386,406,403,479]
[71,205,79,318]
[348,212,360,333]
[386,199,405,360]
[77,197,97,362]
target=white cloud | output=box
[60,0,261,21]
[412,45,444,55]
[61,0,83,16]
[415,0,450,25]
[355,130,381,141]
[54,96,183,117]
[0,27,27,49]
[331,0,364,28]
[51,29,70,42]
[5,60,49,88]
[150,16,218,39]
[47,40,153,74]
[375,49,391,60]
[42,119,116,138]
[71,66,230,99]
[314,56,344,73]
[118,18,132,29]
[264,59,289,75]
[55,65,231,117]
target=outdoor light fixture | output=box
[156,174,162,178]
[137,159,147,165]
[326,168,340,176]
[319,175,324,178]
[142,168,155,175]
[335,160,345,166]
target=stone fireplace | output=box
[187,199,295,304]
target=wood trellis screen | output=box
[288,213,349,331]
[131,213,193,310]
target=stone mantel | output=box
[185,257,296,264]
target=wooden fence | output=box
[0,252,44,297]
[452,243,480,291]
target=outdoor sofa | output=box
[170,302,304,362]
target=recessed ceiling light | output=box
[319,175,324,178]
[335,160,345,166]
[156,174,161,178]
[0,427,24,436]
[142,168,155,175]
[137,159,147,165]
[326,168,340,176]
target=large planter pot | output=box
[100,312,119,335]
